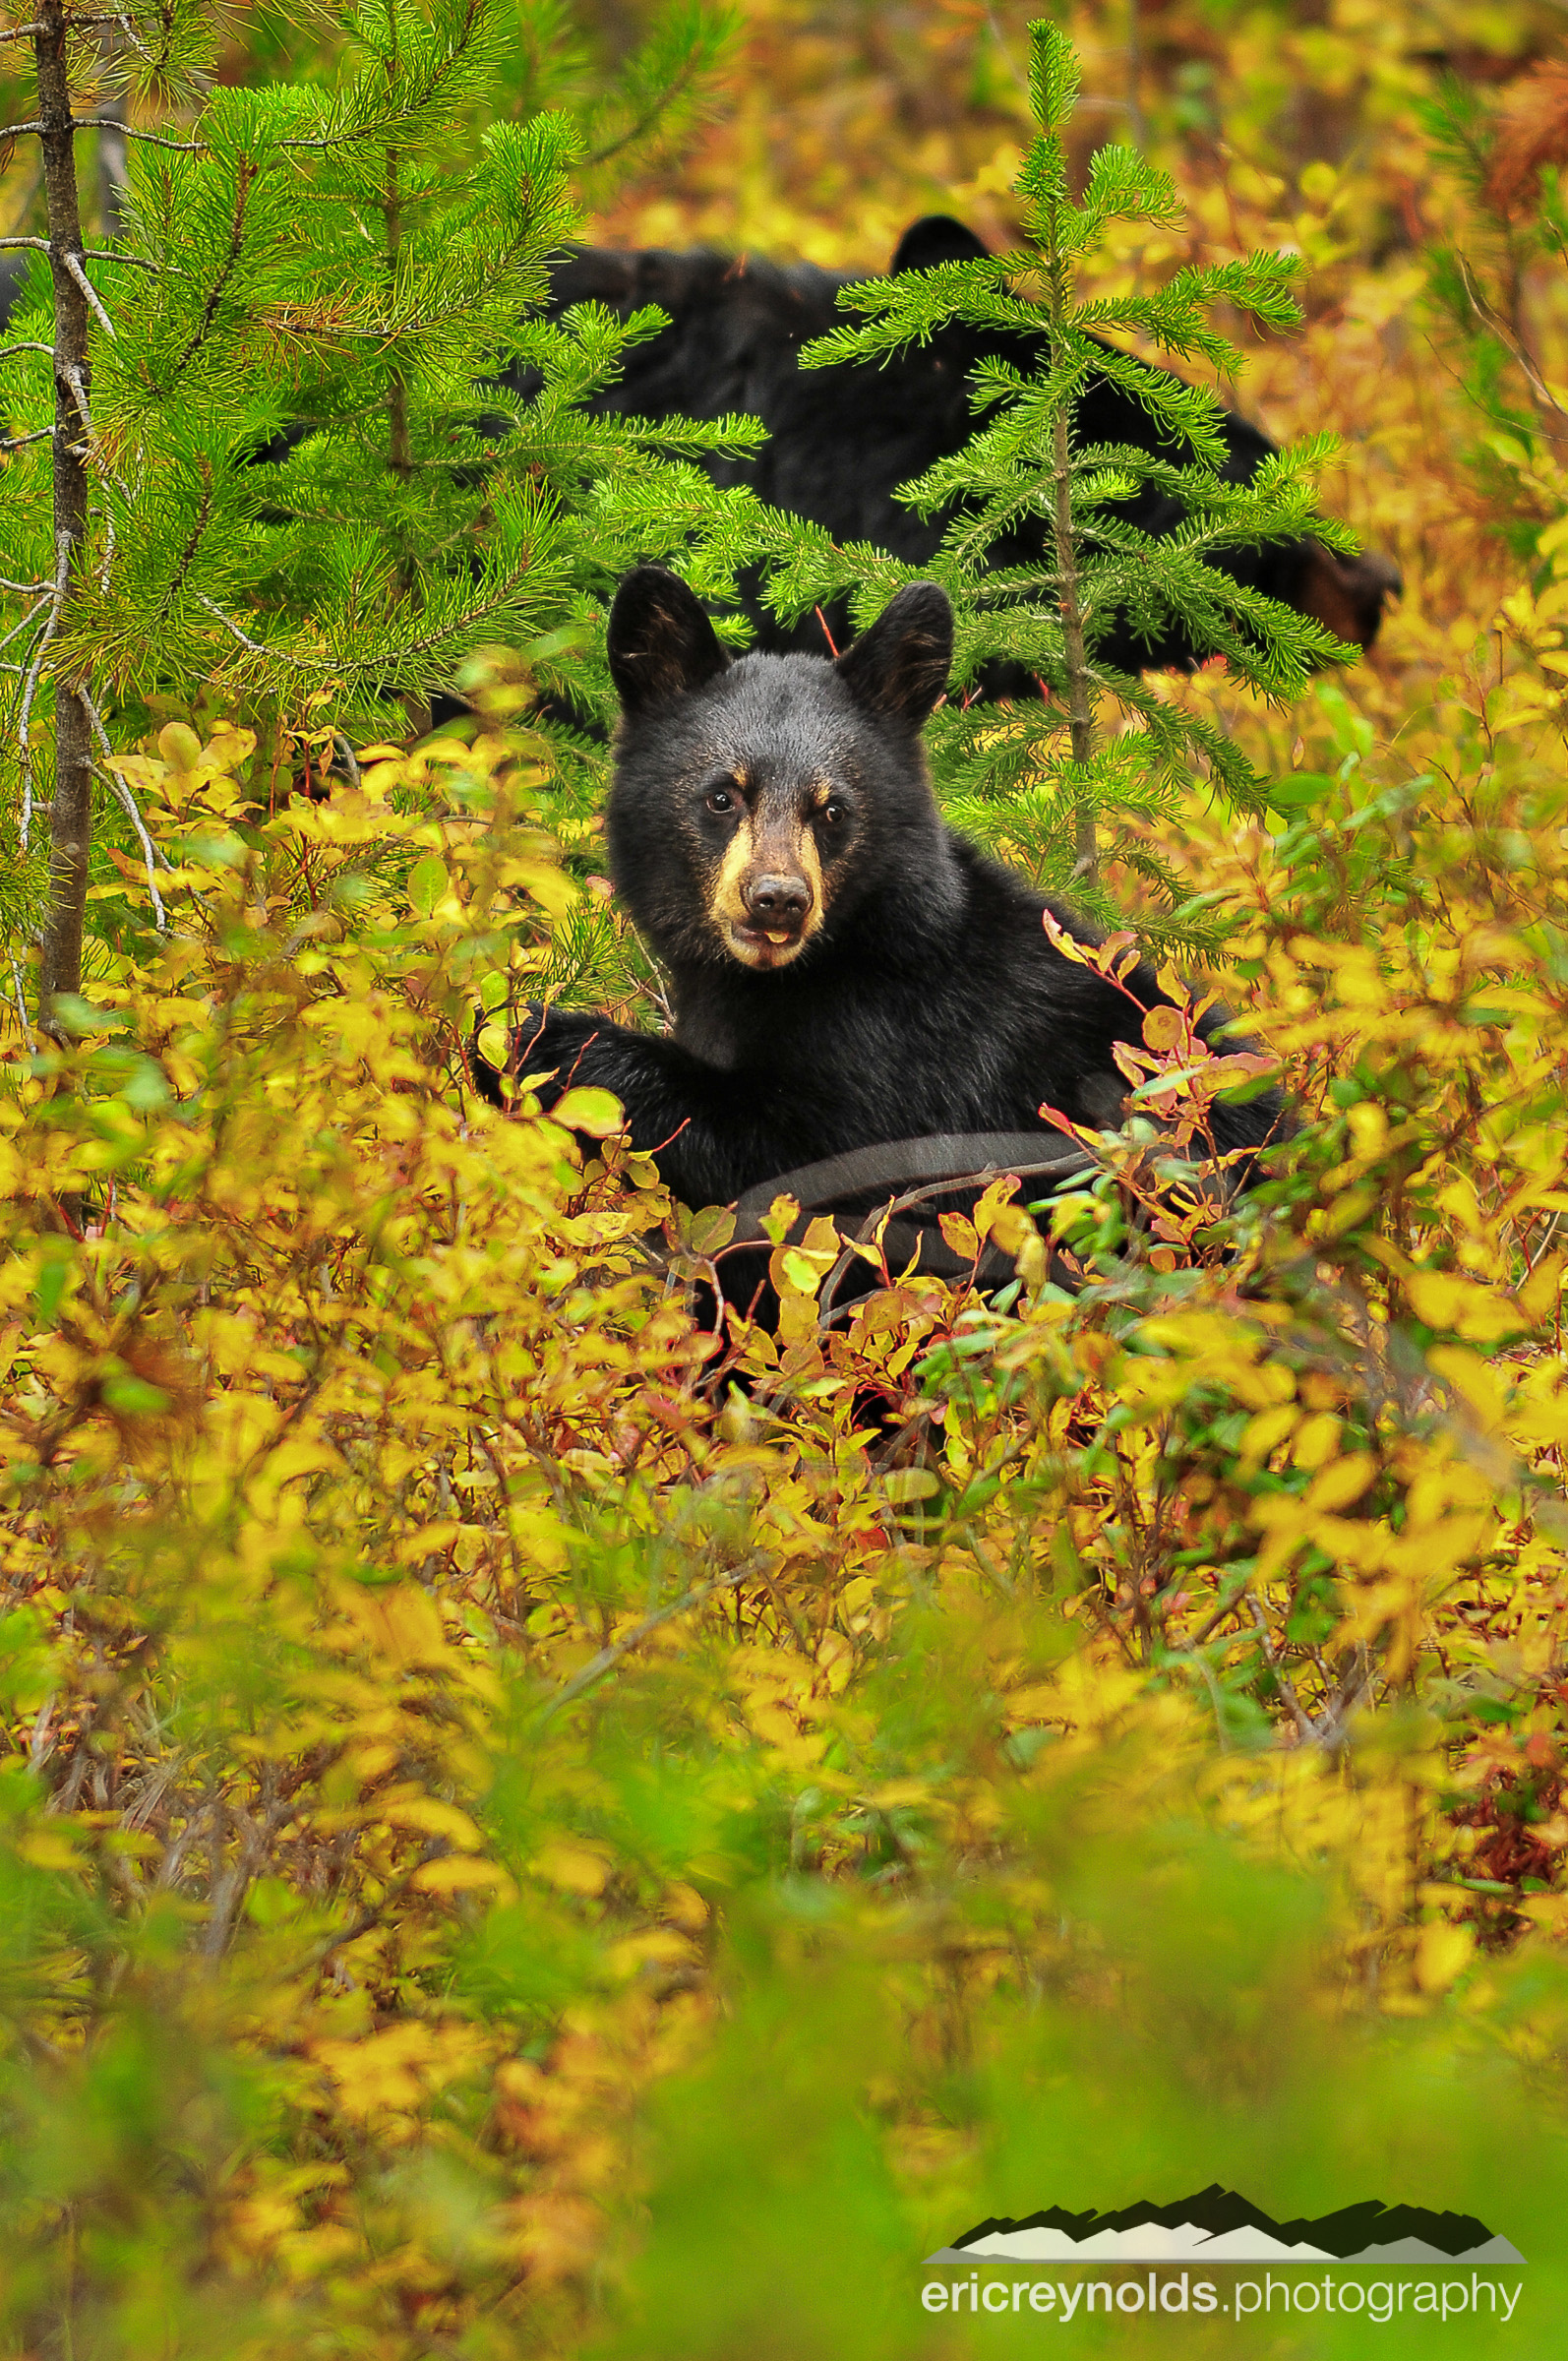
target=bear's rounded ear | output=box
[608,568,729,712]
[834,582,953,727]
[889,214,992,272]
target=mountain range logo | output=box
[924,2186,1526,2268]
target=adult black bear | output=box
[532,214,1399,681]
[479,566,1286,1210]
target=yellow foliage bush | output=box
[2,658,1568,2348]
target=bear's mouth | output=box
[723,919,811,970]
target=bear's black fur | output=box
[480,567,1286,1211]
[527,214,1399,683]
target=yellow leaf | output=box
[408,1855,512,1895]
[533,1842,611,1896]
[1241,1404,1297,1460]
[937,1211,979,1259]
[476,1022,512,1072]
[13,1831,84,1873]
[1518,1254,1564,1323]
[1407,1269,1524,1343]
[1414,1921,1474,1994]
[158,721,202,771]
[1304,1454,1375,1514]
[687,1205,736,1255]
[344,1584,450,1668]
[606,1928,696,1976]
[1142,1003,1185,1054]
[1293,1412,1341,1470]
[1427,1346,1510,1428]
[983,1202,1033,1255]
[381,1797,483,1847]
[759,1191,801,1245]
[972,1175,1020,1240]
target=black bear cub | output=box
[484,568,1284,1208]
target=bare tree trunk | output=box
[34,0,97,1038]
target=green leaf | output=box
[1268,772,1335,813]
[552,1086,625,1137]
[880,1469,940,1503]
[688,1206,737,1255]
[408,855,450,915]
[101,1374,173,1419]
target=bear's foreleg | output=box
[473,1003,795,1209]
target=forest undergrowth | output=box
[5,2,1568,2354]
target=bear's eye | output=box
[819,799,847,826]
[705,786,736,815]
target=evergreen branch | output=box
[193,566,560,688]
[2,424,54,446]
[57,358,110,490]
[163,159,255,388]
[0,238,223,283]
[1456,251,1568,431]
[0,592,50,655]
[156,458,213,618]
[79,120,206,151]
[62,249,114,340]
[0,340,53,357]
[584,48,702,169]
[8,957,34,1048]
[17,531,72,853]
[351,560,568,677]
[1070,297,1243,378]
[578,0,737,175]
[0,14,134,36]
[748,17,1340,914]
[276,0,490,154]
[0,117,205,151]
[194,595,327,673]
[103,7,156,65]
[60,358,90,433]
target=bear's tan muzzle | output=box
[711,814,824,969]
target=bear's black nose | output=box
[744,873,811,933]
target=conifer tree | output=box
[0,0,752,1036]
[1418,73,1568,555]
[747,21,1362,939]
